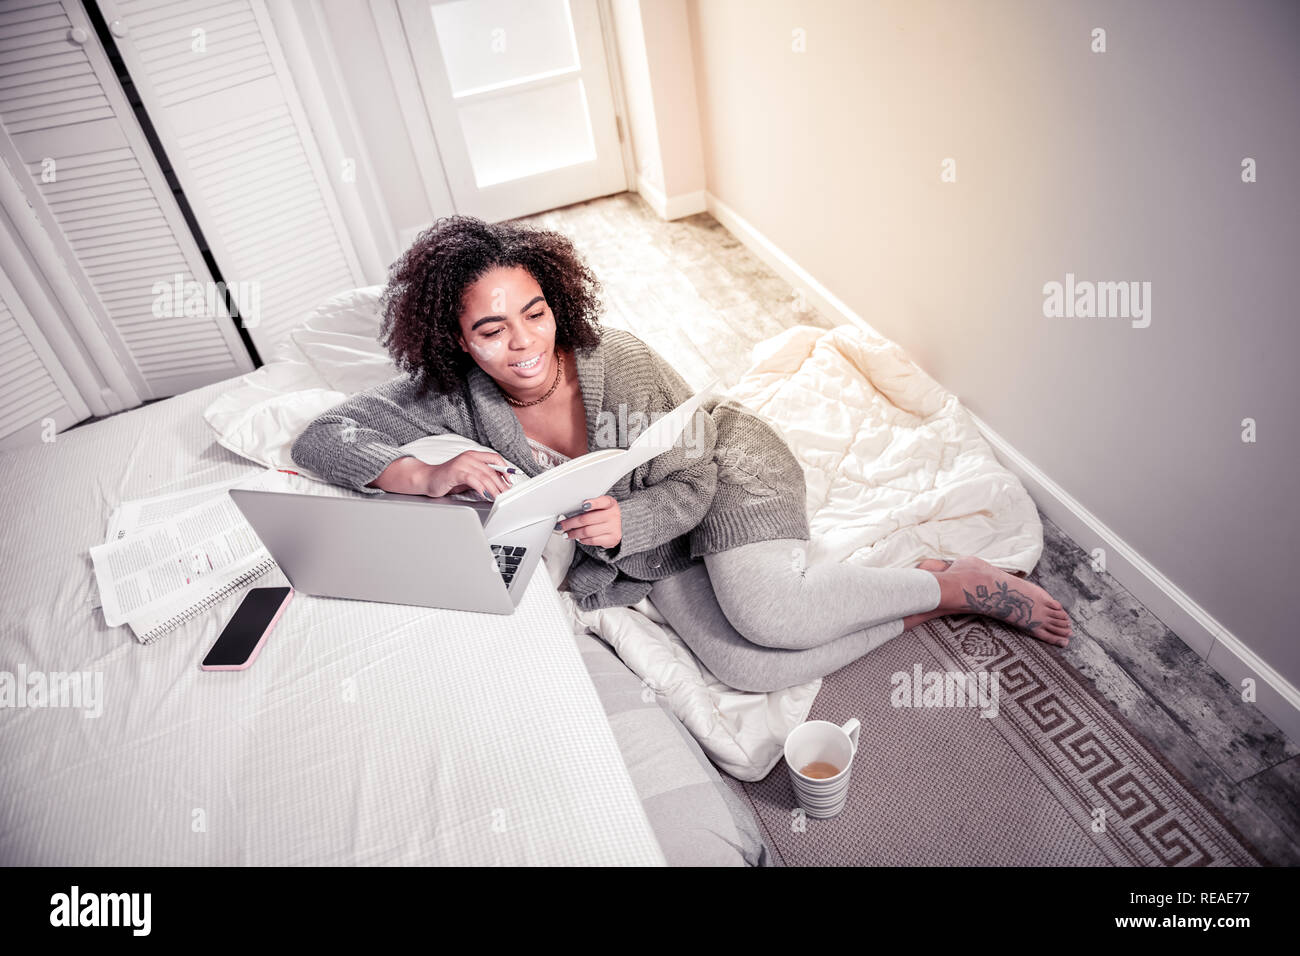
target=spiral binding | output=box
[137,556,279,645]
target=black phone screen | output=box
[201,587,292,667]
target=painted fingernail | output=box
[554,522,563,531]
[481,491,493,500]
[582,501,592,511]
[507,467,517,473]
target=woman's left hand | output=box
[557,495,622,549]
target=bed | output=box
[0,376,769,867]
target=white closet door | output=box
[98,0,367,358]
[0,0,255,398]
[0,248,89,450]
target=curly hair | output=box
[379,215,606,396]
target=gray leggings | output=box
[648,538,941,693]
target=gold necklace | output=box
[502,349,564,407]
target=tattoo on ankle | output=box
[963,581,1041,631]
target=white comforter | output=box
[204,288,1043,780]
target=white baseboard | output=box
[972,412,1300,747]
[634,174,707,221]
[703,190,1300,748]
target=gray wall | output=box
[686,0,1300,686]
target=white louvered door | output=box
[96,0,367,358]
[0,243,87,449]
[0,0,255,400]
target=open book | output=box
[89,472,283,643]
[482,377,720,538]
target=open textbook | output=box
[90,472,284,643]
[481,377,720,537]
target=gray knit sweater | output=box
[289,326,810,611]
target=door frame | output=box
[373,0,635,230]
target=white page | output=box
[104,473,263,543]
[483,378,719,538]
[90,493,272,627]
[93,471,289,608]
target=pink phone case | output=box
[200,587,294,671]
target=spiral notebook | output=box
[90,473,282,644]
[126,553,279,645]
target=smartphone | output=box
[200,586,293,671]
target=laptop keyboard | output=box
[490,544,526,588]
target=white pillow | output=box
[287,285,399,394]
[205,354,525,489]
[206,386,343,475]
[290,327,397,395]
[298,284,387,337]
[208,285,400,476]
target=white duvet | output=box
[203,288,1042,781]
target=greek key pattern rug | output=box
[733,616,1265,866]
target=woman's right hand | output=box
[423,451,514,500]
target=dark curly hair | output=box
[379,215,605,396]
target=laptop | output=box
[228,488,558,615]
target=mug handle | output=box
[841,718,860,752]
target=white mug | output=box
[784,718,861,819]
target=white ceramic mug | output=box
[784,718,861,819]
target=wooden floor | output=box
[518,190,1300,866]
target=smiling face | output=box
[457,265,560,402]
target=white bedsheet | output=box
[0,381,665,866]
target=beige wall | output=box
[685,0,1300,687]
[611,0,710,217]
[637,0,708,197]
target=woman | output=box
[291,216,1072,693]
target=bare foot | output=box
[915,559,952,572]
[946,556,1073,648]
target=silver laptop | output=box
[228,488,557,615]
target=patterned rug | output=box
[729,616,1266,866]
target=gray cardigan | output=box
[289,326,810,611]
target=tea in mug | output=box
[799,761,840,779]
